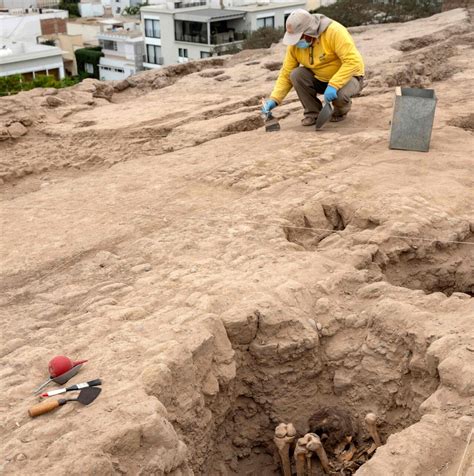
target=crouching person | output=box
[262,9,365,126]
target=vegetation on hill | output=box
[0,74,82,96]
[312,0,443,27]
[241,27,285,50]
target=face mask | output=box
[296,39,311,49]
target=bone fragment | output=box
[365,413,382,447]
[306,433,330,474]
[294,435,309,476]
[274,423,295,476]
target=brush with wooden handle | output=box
[29,387,101,417]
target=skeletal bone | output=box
[294,435,310,476]
[274,423,295,476]
[365,413,382,448]
[306,433,331,474]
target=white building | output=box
[0,40,65,79]
[97,20,144,80]
[67,16,137,45]
[79,0,105,18]
[108,0,142,15]
[0,9,68,43]
[141,1,305,68]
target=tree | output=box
[242,27,284,50]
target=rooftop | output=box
[0,40,63,64]
[97,28,143,39]
[174,8,246,22]
[236,1,305,12]
[67,16,137,25]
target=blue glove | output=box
[324,85,338,103]
[261,99,277,114]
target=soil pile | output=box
[1,7,473,476]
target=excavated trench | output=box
[375,233,474,297]
[201,308,440,475]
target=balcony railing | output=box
[211,31,246,45]
[173,0,206,8]
[175,31,246,45]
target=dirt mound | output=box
[0,7,473,476]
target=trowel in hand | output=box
[315,101,333,130]
[261,99,280,132]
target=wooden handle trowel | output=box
[29,387,101,417]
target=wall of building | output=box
[142,10,174,66]
[244,5,300,30]
[40,17,67,35]
[67,21,101,44]
[79,2,105,17]
[0,54,65,79]
[56,33,83,75]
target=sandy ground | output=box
[1,7,473,476]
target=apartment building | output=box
[97,20,144,80]
[141,0,305,68]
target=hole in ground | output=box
[204,312,439,475]
[284,204,350,250]
[375,233,474,297]
[448,113,474,132]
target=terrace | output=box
[174,8,247,45]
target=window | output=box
[284,13,291,27]
[178,48,188,58]
[200,51,211,58]
[100,39,118,51]
[256,16,274,29]
[175,20,207,44]
[85,63,94,74]
[146,44,162,64]
[144,19,160,38]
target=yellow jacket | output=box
[270,20,365,103]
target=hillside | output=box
[1,8,473,476]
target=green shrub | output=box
[242,27,285,50]
[0,73,81,96]
[312,0,442,27]
[123,2,148,15]
[58,0,80,17]
[74,47,104,79]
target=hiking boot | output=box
[301,116,317,126]
[330,114,347,123]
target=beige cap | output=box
[283,9,318,45]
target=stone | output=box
[333,369,353,395]
[0,127,10,141]
[45,96,65,107]
[113,79,130,92]
[93,83,114,101]
[131,263,152,273]
[7,122,27,138]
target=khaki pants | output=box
[290,67,364,119]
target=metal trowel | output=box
[263,111,280,132]
[261,99,280,132]
[315,101,333,130]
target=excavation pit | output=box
[377,235,473,296]
[203,312,440,475]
